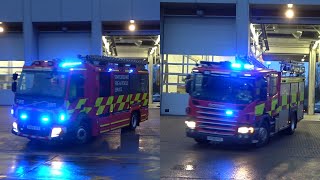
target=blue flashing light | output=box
[59,113,66,121]
[108,68,113,72]
[244,64,254,69]
[20,113,28,120]
[225,110,233,116]
[129,69,134,73]
[231,63,241,69]
[41,116,50,122]
[60,62,82,68]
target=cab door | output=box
[96,72,113,134]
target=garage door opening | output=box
[250,3,320,114]
[103,21,160,106]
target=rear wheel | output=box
[255,121,270,148]
[75,121,91,144]
[129,112,139,130]
[285,113,297,135]
[123,112,139,132]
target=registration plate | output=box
[207,136,223,142]
[27,125,40,131]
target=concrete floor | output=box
[0,107,160,180]
[161,116,320,179]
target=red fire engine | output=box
[11,55,149,144]
[185,60,305,147]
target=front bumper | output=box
[186,128,259,144]
[11,122,70,141]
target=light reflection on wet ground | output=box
[0,108,159,180]
[161,115,320,179]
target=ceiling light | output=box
[287,4,293,8]
[285,9,294,18]
[301,58,305,62]
[129,24,136,31]
[130,20,135,24]
[0,26,4,33]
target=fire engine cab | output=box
[11,55,149,144]
[185,60,305,147]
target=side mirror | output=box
[12,82,17,92]
[12,73,18,81]
[186,80,192,94]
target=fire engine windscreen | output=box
[16,71,67,98]
[192,74,255,104]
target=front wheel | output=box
[255,121,270,148]
[74,121,91,144]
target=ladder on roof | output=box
[280,61,305,77]
[78,55,148,65]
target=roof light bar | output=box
[60,62,82,68]
[231,63,241,69]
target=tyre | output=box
[128,112,139,130]
[285,113,297,135]
[194,138,209,144]
[75,121,91,144]
[255,121,270,148]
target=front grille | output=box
[19,125,51,137]
[196,105,239,136]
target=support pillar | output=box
[308,47,316,115]
[23,0,38,65]
[148,54,154,105]
[236,0,250,57]
[91,0,102,55]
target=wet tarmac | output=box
[0,107,160,180]
[161,116,320,179]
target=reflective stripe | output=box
[272,99,278,111]
[143,99,148,106]
[142,93,148,100]
[111,118,130,125]
[117,95,124,104]
[76,99,87,109]
[100,123,110,127]
[95,97,104,107]
[81,107,92,113]
[118,102,126,111]
[291,94,297,103]
[282,95,288,106]
[65,101,70,109]
[106,96,114,105]
[110,104,114,112]
[255,103,265,116]
[111,123,130,130]
[300,91,304,101]
[135,93,141,101]
[100,129,110,133]
[96,105,106,115]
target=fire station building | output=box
[1,0,320,117]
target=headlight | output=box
[51,127,62,138]
[238,127,254,134]
[185,121,196,129]
[12,122,18,132]
[11,109,14,115]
